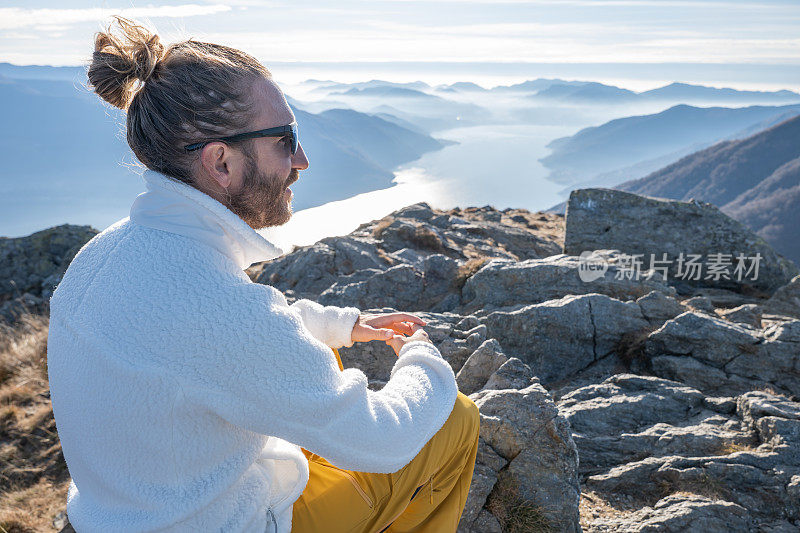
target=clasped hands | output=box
[350,312,432,356]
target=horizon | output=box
[1,1,798,92]
[2,60,799,94]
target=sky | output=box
[1,1,799,90]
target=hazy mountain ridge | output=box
[539,102,800,185]
[0,64,447,237]
[619,114,800,264]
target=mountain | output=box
[434,81,488,93]
[540,103,800,184]
[619,114,800,264]
[487,76,800,104]
[308,79,431,94]
[640,82,800,103]
[335,86,441,99]
[291,108,448,208]
[533,81,638,102]
[492,78,588,93]
[0,65,446,237]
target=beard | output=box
[227,146,298,230]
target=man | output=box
[47,16,479,533]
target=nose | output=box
[292,142,309,171]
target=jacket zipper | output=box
[376,473,434,533]
[315,462,374,508]
[265,506,277,533]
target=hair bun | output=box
[87,16,165,109]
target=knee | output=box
[452,391,480,441]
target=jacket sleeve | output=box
[176,282,458,474]
[286,297,360,349]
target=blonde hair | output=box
[87,15,271,184]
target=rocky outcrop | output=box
[251,203,563,313]
[0,224,97,323]
[11,191,800,531]
[765,275,800,319]
[563,188,799,293]
[461,253,673,314]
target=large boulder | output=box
[563,189,799,294]
[481,293,650,385]
[461,253,673,312]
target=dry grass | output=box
[453,256,491,290]
[579,489,640,527]
[371,216,395,239]
[485,478,553,533]
[403,225,445,253]
[654,467,730,503]
[754,384,795,401]
[614,326,658,367]
[0,313,69,533]
[714,441,760,456]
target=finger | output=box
[365,326,394,340]
[409,322,424,333]
[391,322,415,336]
[368,313,427,327]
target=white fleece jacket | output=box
[47,169,458,533]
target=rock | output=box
[0,292,45,323]
[765,275,800,319]
[362,202,562,263]
[455,339,508,395]
[465,509,502,533]
[557,374,745,475]
[584,389,800,526]
[586,493,753,532]
[563,188,799,293]
[462,254,673,312]
[0,224,98,306]
[482,293,649,385]
[636,291,685,324]
[725,321,800,398]
[482,357,538,391]
[471,384,581,532]
[647,313,800,397]
[52,511,68,531]
[646,311,761,368]
[684,296,715,313]
[717,303,763,328]
[254,236,392,296]
[457,440,506,532]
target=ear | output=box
[199,141,234,189]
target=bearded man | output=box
[47,15,479,533]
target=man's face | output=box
[196,76,309,229]
[228,144,300,229]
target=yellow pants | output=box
[291,348,480,533]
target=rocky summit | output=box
[4,190,800,532]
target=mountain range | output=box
[0,63,446,237]
[618,114,800,265]
[435,78,800,105]
[540,103,800,186]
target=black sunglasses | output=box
[184,121,298,154]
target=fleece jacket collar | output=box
[129,169,287,270]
